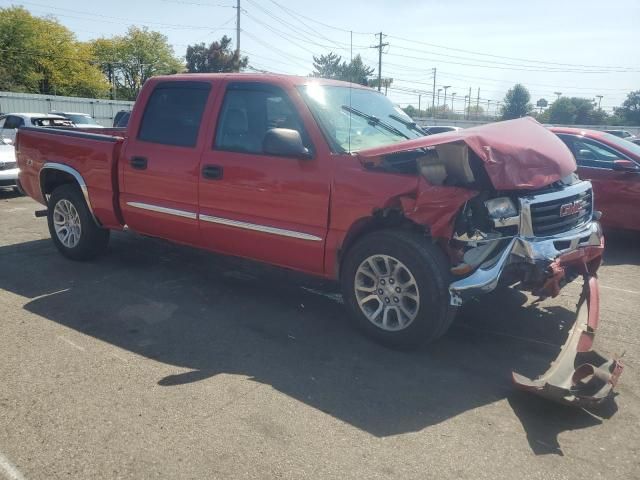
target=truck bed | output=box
[16,127,126,228]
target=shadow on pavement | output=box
[0,232,618,452]
[602,228,640,267]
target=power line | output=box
[387,34,639,71]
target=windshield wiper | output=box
[341,105,410,140]
[388,114,428,136]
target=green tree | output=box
[186,35,248,73]
[0,7,109,96]
[311,52,374,86]
[501,84,533,120]
[311,52,343,79]
[615,90,640,126]
[92,26,183,100]
[546,96,608,125]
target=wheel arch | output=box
[39,162,99,225]
[336,208,430,280]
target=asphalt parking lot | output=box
[1,190,639,480]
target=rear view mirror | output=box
[263,128,311,159]
[613,159,639,172]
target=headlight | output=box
[485,197,517,219]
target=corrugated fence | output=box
[0,91,134,127]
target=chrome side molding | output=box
[125,201,322,242]
[199,214,323,241]
[126,201,197,220]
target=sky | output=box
[5,0,639,113]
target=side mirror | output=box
[612,159,639,172]
[262,128,311,159]
[1,137,12,145]
[578,149,596,160]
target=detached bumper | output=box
[513,275,623,406]
[448,221,623,406]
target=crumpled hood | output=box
[357,117,577,190]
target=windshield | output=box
[65,114,99,125]
[601,132,640,158]
[298,84,425,153]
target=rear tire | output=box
[47,184,109,261]
[341,230,456,349]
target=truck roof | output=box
[150,73,373,90]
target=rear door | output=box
[197,81,331,274]
[119,80,214,245]
[558,134,640,229]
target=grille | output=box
[529,188,593,236]
[0,161,17,170]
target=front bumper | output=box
[448,220,623,406]
[0,167,19,187]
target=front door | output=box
[198,81,331,274]
[120,80,214,245]
[559,134,640,229]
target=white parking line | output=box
[0,451,25,480]
[600,284,640,295]
[57,336,85,352]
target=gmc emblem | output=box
[559,201,583,217]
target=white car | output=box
[0,139,19,193]
[0,113,73,143]
[51,111,104,128]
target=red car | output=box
[551,127,640,231]
[15,75,622,405]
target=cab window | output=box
[558,134,622,169]
[138,81,211,147]
[4,116,24,129]
[214,82,310,155]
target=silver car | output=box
[0,139,20,193]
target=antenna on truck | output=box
[348,30,353,154]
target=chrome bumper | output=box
[449,220,603,305]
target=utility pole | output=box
[596,95,603,109]
[442,85,451,116]
[371,32,389,92]
[418,94,421,115]
[431,68,436,117]
[451,92,456,114]
[476,87,480,119]
[467,87,472,119]
[235,0,241,71]
[487,99,491,118]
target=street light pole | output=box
[554,91,562,100]
[436,88,442,117]
[451,92,456,114]
[596,95,603,109]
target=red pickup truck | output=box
[16,74,622,405]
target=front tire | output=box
[341,230,456,349]
[47,184,109,261]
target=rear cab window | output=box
[138,81,212,147]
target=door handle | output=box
[130,156,148,170]
[202,164,223,180]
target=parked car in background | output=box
[423,125,462,134]
[604,129,637,141]
[113,110,131,128]
[551,127,640,232]
[52,111,104,128]
[0,138,20,193]
[0,113,73,143]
